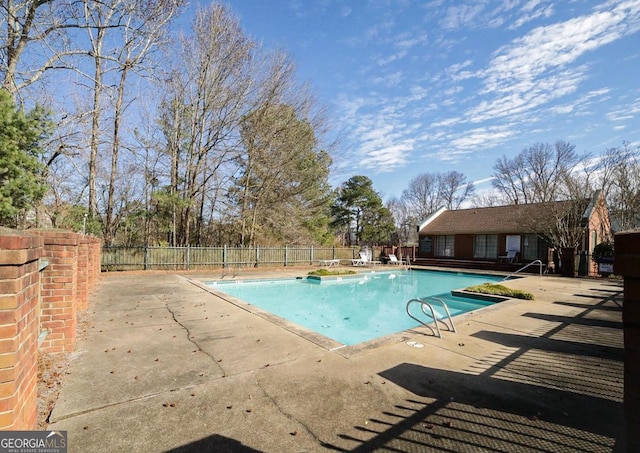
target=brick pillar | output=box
[614,230,640,452]
[77,236,90,311]
[85,237,100,292]
[0,228,42,430]
[33,230,79,354]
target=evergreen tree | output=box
[0,90,50,227]
[233,104,332,245]
[331,175,395,246]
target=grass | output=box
[307,269,358,276]
[464,283,534,300]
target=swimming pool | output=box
[206,269,503,346]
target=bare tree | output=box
[102,0,183,245]
[159,3,254,245]
[492,140,608,249]
[598,142,640,231]
[0,0,85,96]
[401,171,474,220]
[439,171,474,209]
[492,141,583,204]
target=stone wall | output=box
[0,228,101,430]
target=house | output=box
[415,191,611,275]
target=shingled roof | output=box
[418,199,587,235]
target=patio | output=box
[48,268,624,452]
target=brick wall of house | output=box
[0,229,43,430]
[614,230,640,452]
[0,228,101,430]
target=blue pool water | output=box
[207,270,502,346]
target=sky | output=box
[188,0,640,201]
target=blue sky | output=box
[198,0,640,200]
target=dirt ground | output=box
[37,351,70,429]
[37,312,90,429]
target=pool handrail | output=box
[502,259,545,280]
[406,296,456,338]
[427,297,457,333]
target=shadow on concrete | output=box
[321,284,624,452]
[166,434,263,453]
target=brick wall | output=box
[77,237,90,311]
[614,230,640,452]
[0,228,43,430]
[32,230,79,353]
[0,228,101,430]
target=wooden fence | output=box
[101,245,366,271]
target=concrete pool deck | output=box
[49,267,625,452]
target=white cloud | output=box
[522,0,542,13]
[607,97,640,121]
[447,126,516,154]
[510,4,554,29]
[430,117,461,128]
[371,71,404,87]
[465,2,640,125]
[440,3,486,30]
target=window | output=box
[522,234,538,260]
[474,234,498,259]
[419,236,433,254]
[435,235,454,257]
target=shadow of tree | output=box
[165,434,263,453]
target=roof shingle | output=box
[419,200,583,235]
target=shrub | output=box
[592,241,614,263]
[464,283,534,300]
[307,269,357,276]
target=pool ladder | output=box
[406,297,457,338]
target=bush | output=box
[592,241,614,263]
[307,269,357,276]
[464,283,534,300]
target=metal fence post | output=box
[186,244,190,270]
[256,245,259,267]
[310,245,314,265]
[223,245,227,268]
[144,245,149,270]
[284,244,288,267]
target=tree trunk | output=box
[104,64,128,245]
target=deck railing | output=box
[101,245,364,271]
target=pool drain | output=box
[406,341,424,348]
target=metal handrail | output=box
[503,259,545,280]
[427,297,457,333]
[406,297,456,338]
